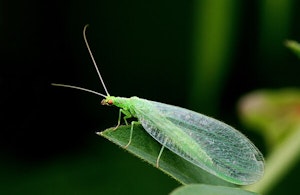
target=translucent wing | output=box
[130,97,264,185]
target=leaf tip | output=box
[95,131,103,136]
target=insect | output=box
[52,25,264,185]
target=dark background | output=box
[1,0,300,194]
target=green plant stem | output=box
[244,124,300,194]
[189,0,239,115]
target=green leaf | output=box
[97,124,234,186]
[170,184,259,195]
[238,88,300,149]
[238,88,300,194]
[285,40,300,58]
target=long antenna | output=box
[52,83,107,98]
[83,24,110,96]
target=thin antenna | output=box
[83,24,110,96]
[52,83,107,98]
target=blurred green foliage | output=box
[1,0,300,194]
[239,88,300,194]
[285,40,300,58]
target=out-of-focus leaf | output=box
[239,88,300,194]
[238,88,300,149]
[285,40,300,58]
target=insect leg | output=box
[122,112,131,126]
[156,138,168,168]
[113,109,132,130]
[113,108,137,148]
[124,121,140,148]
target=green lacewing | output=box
[52,25,264,185]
